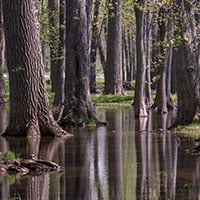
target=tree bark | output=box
[104,0,124,95]
[151,7,168,113]
[2,0,70,137]
[171,0,200,127]
[61,0,96,125]
[134,0,148,117]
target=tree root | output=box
[0,157,63,176]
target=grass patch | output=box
[92,93,133,107]
[1,151,20,161]
[173,123,200,140]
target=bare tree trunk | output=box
[61,0,97,125]
[90,0,100,93]
[48,0,59,93]
[151,7,168,113]
[2,0,70,137]
[53,0,65,106]
[144,8,152,107]
[134,0,147,117]
[0,0,5,104]
[171,0,200,127]
[104,0,124,95]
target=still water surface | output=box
[0,107,200,200]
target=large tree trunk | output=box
[2,0,70,137]
[104,0,124,95]
[133,0,148,117]
[171,0,200,126]
[61,0,96,125]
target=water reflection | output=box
[0,107,200,199]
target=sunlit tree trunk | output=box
[61,0,96,125]
[2,0,70,136]
[104,0,124,95]
[144,7,152,107]
[134,0,147,117]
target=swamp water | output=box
[0,107,200,200]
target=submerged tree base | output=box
[59,116,107,128]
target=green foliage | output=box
[1,151,20,161]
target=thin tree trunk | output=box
[48,0,59,93]
[0,0,5,104]
[90,0,100,93]
[134,0,147,117]
[53,0,65,106]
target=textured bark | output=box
[104,0,124,95]
[61,0,96,125]
[151,8,168,113]
[134,0,147,117]
[2,0,70,137]
[171,0,200,126]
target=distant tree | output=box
[2,0,70,136]
[90,0,100,93]
[104,0,124,95]
[53,0,65,106]
[48,0,59,93]
[171,0,200,126]
[133,0,148,117]
[60,0,97,125]
[0,0,5,104]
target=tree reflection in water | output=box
[0,108,200,199]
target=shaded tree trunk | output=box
[133,0,147,117]
[2,0,70,137]
[60,0,96,125]
[48,0,59,93]
[0,0,5,104]
[90,0,100,93]
[53,0,65,106]
[171,0,200,127]
[104,0,124,95]
[151,7,168,113]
